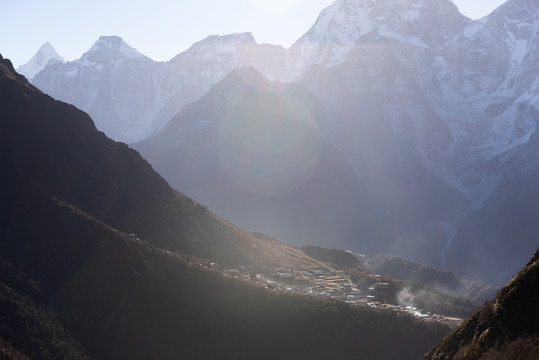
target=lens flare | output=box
[218,90,321,196]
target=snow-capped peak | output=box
[17,42,64,80]
[181,32,258,55]
[87,36,145,59]
[297,0,464,45]
[169,32,261,69]
[288,0,468,77]
[195,32,257,46]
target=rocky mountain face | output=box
[17,42,64,80]
[422,247,539,360]
[25,0,539,286]
[292,0,539,285]
[432,0,539,285]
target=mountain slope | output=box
[135,66,393,253]
[0,54,452,360]
[422,247,539,359]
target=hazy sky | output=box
[2,0,507,68]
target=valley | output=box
[218,259,465,328]
[21,0,539,287]
[2,0,539,358]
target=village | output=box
[215,263,464,328]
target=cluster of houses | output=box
[217,263,462,327]
[223,265,382,305]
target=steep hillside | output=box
[0,54,451,359]
[423,247,539,359]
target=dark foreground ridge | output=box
[423,247,539,359]
[0,53,449,359]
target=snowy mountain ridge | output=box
[286,0,469,79]
[30,33,288,142]
[87,35,147,60]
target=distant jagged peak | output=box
[178,32,259,57]
[37,41,64,61]
[168,32,280,73]
[17,41,65,80]
[195,32,257,45]
[87,35,146,60]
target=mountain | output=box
[292,0,539,285]
[422,247,539,359]
[1,54,455,360]
[26,0,539,286]
[359,254,498,303]
[288,0,469,78]
[16,42,64,80]
[135,66,395,253]
[419,0,539,285]
[31,36,168,143]
[151,32,288,134]
[284,0,480,272]
[30,34,286,143]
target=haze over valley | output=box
[2,0,538,359]
[19,0,539,287]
